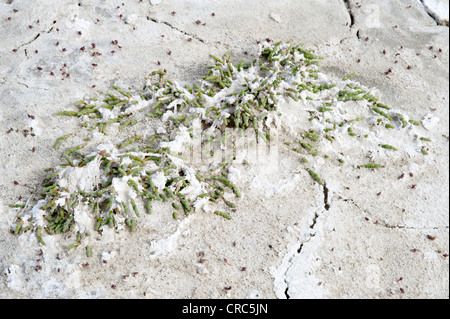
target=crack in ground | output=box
[146,16,207,43]
[15,20,57,53]
[323,182,330,211]
[377,223,449,231]
[283,181,330,299]
[339,197,448,230]
[419,0,449,26]
[17,33,41,51]
[296,182,329,254]
[17,82,49,91]
[17,82,29,89]
[341,0,362,41]
[343,0,355,28]
[282,181,446,298]
[284,286,291,299]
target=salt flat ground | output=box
[0,0,448,298]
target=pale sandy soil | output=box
[0,0,448,299]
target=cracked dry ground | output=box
[0,0,448,298]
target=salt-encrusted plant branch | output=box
[10,41,431,252]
